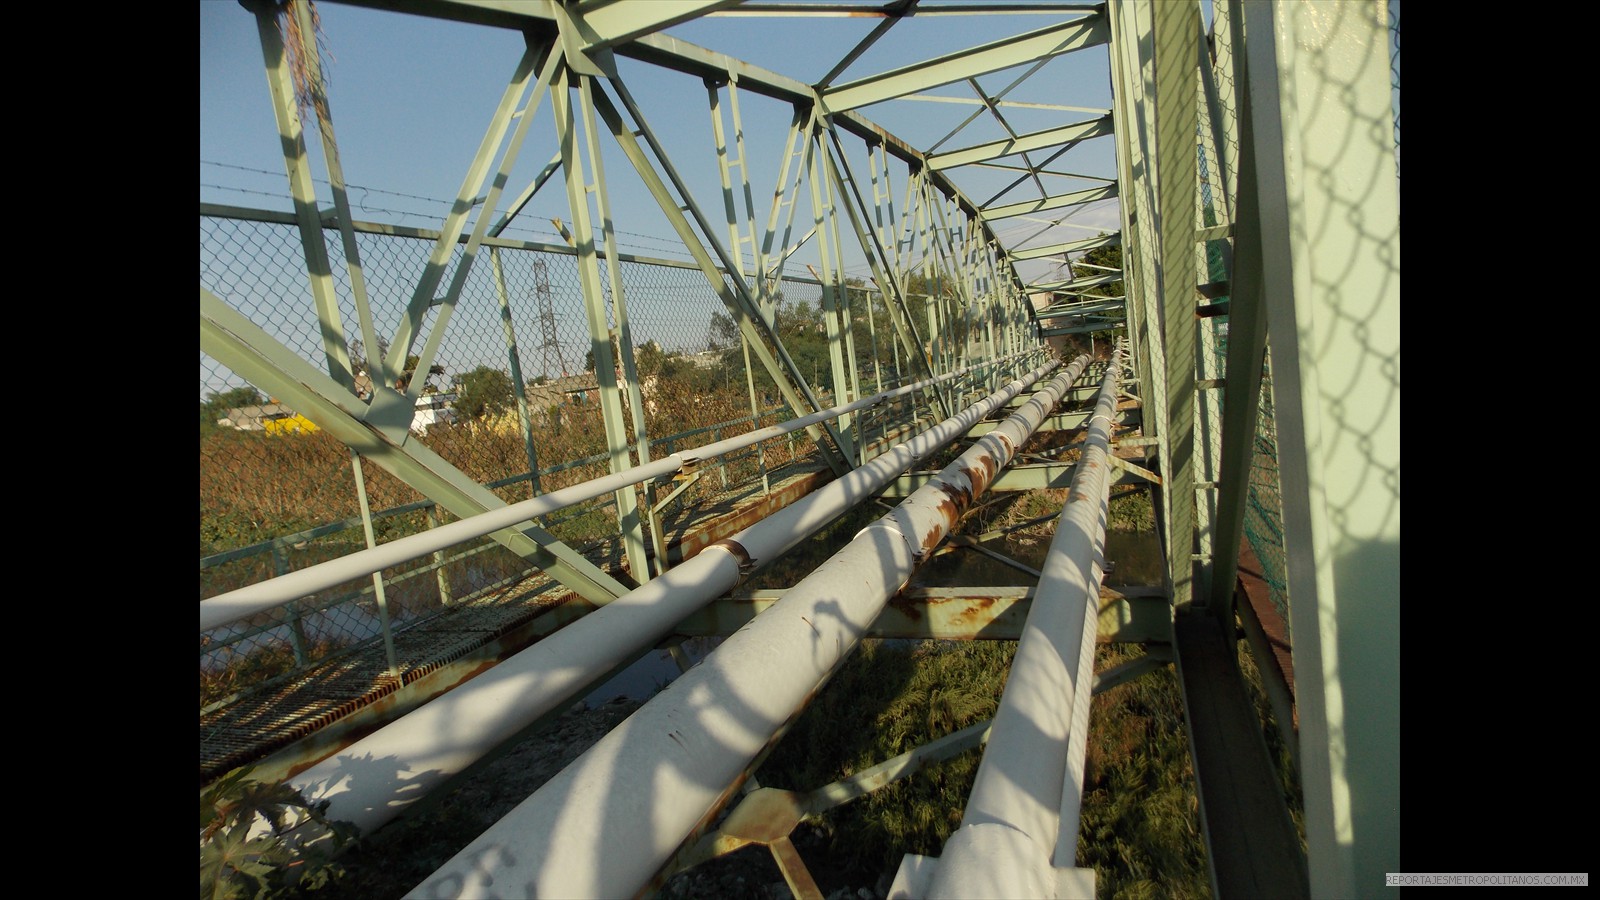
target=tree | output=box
[634,340,666,379]
[349,339,444,393]
[453,366,514,420]
[707,312,739,351]
[201,386,264,437]
[1069,237,1123,298]
[1064,235,1127,358]
[398,354,446,394]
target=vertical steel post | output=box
[820,131,943,414]
[819,140,864,434]
[270,540,310,667]
[1152,0,1200,611]
[708,77,771,493]
[577,73,655,581]
[349,449,398,677]
[489,247,545,499]
[806,128,858,463]
[424,504,455,607]
[1248,2,1401,892]
[1206,0,1267,617]
[552,64,650,584]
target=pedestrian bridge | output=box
[199,1,1399,896]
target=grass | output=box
[202,393,1304,899]
[1077,643,1209,898]
[201,637,340,710]
[756,639,1017,877]
[743,637,1211,899]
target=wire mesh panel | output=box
[199,208,874,705]
[1242,352,1290,640]
[1389,0,1400,180]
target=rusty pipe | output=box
[406,354,1092,899]
[281,357,1062,842]
[925,342,1123,899]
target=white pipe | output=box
[927,344,1123,899]
[200,353,1034,633]
[279,359,1061,841]
[404,355,1092,899]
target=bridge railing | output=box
[199,396,822,709]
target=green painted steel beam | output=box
[322,0,1049,278]
[805,131,861,463]
[1054,231,1122,252]
[928,115,1113,170]
[1042,321,1124,337]
[399,36,561,412]
[281,0,384,396]
[200,288,629,605]
[199,201,748,275]
[821,131,946,408]
[897,94,1111,115]
[1151,0,1199,612]
[1205,0,1264,617]
[982,185,1118,222]
[1247,1,1401,893]
[552,62,652,582]
[381,42,544,398]
[250,5,357,395]
[815,0,918,88]
[719,2,1104,14]
[1030,270,1123,292]
[567,0,744,52]
[821,13,1109,112]
[1037,298,1126,319]
[584,72,853,475]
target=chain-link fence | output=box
[200,206,963,719]
[1242,355,1290,638]
[1390,0,1400,181]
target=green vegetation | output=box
[200,319,1266,899]
[1054,236,1128,362]
[201,767,357,900]
[1076,643,1209,898]
[749,638,1210,899]
[1108,488,1156,533]
[451,365,514,420]
[756,638,1016,875]
[202,386,264,438]
[201,636,346,711]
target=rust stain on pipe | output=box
[707,538,753,574]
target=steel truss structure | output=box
[199,1,1398,896]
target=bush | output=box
[200,767,358,899]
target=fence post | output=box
[349,449,399,678]
[272,540,310,667]
[425,504,455,608]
